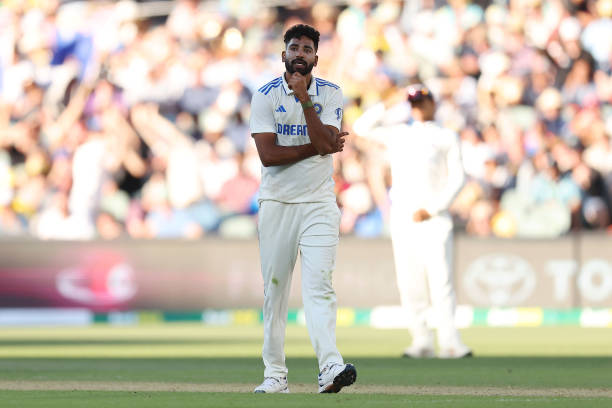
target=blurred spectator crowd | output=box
[1,0,612,240]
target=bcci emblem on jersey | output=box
[313,103,323,115]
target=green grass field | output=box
[1,325,611,407]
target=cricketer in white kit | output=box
[353,84,472,359]
[249,24,357,394]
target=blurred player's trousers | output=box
[258,200,344,378]
[390,210,464,350]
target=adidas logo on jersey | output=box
[275,105,287,113]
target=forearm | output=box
[430,172,465,215]
[56,85,90,133]
[427,158,466,216]
[122,149,147,177]
[302,100,336,155]
[259,142,318,167]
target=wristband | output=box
[301,100,314,109]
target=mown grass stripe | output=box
[0,381,610,397]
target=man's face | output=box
[282,36,317,75]
[410,97,437,122]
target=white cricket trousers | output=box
[258,200,344,378]
[390,211,464,350]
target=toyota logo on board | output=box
[463,254,536,306]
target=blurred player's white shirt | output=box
[69,138,109,218]
[354,105,464,216]
[67,137,111,239]
[250,74,343,203]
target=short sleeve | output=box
[320,87,343,131]
[249,91,276,134]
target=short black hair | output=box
[284,24,320,51]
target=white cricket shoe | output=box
[438,345,473,359]
[402,344,435,358]
[318,363,357,393]
[253,377,289,393]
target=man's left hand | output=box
[413,209,432,222]
[331,131,348,153]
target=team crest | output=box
[313,103,323,115]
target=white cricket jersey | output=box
[250,74,343,203]
[355,112,465,216]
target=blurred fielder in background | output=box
[249,24,356,394]
[354,84,472,359]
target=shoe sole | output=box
[320,364,357,393]
[401,350,435,359]
[438,350,474,359]
[254,388,289,394]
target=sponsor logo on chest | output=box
[277,123,308,136]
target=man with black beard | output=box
[250,24,356,394]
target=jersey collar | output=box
[282,74,318,96]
